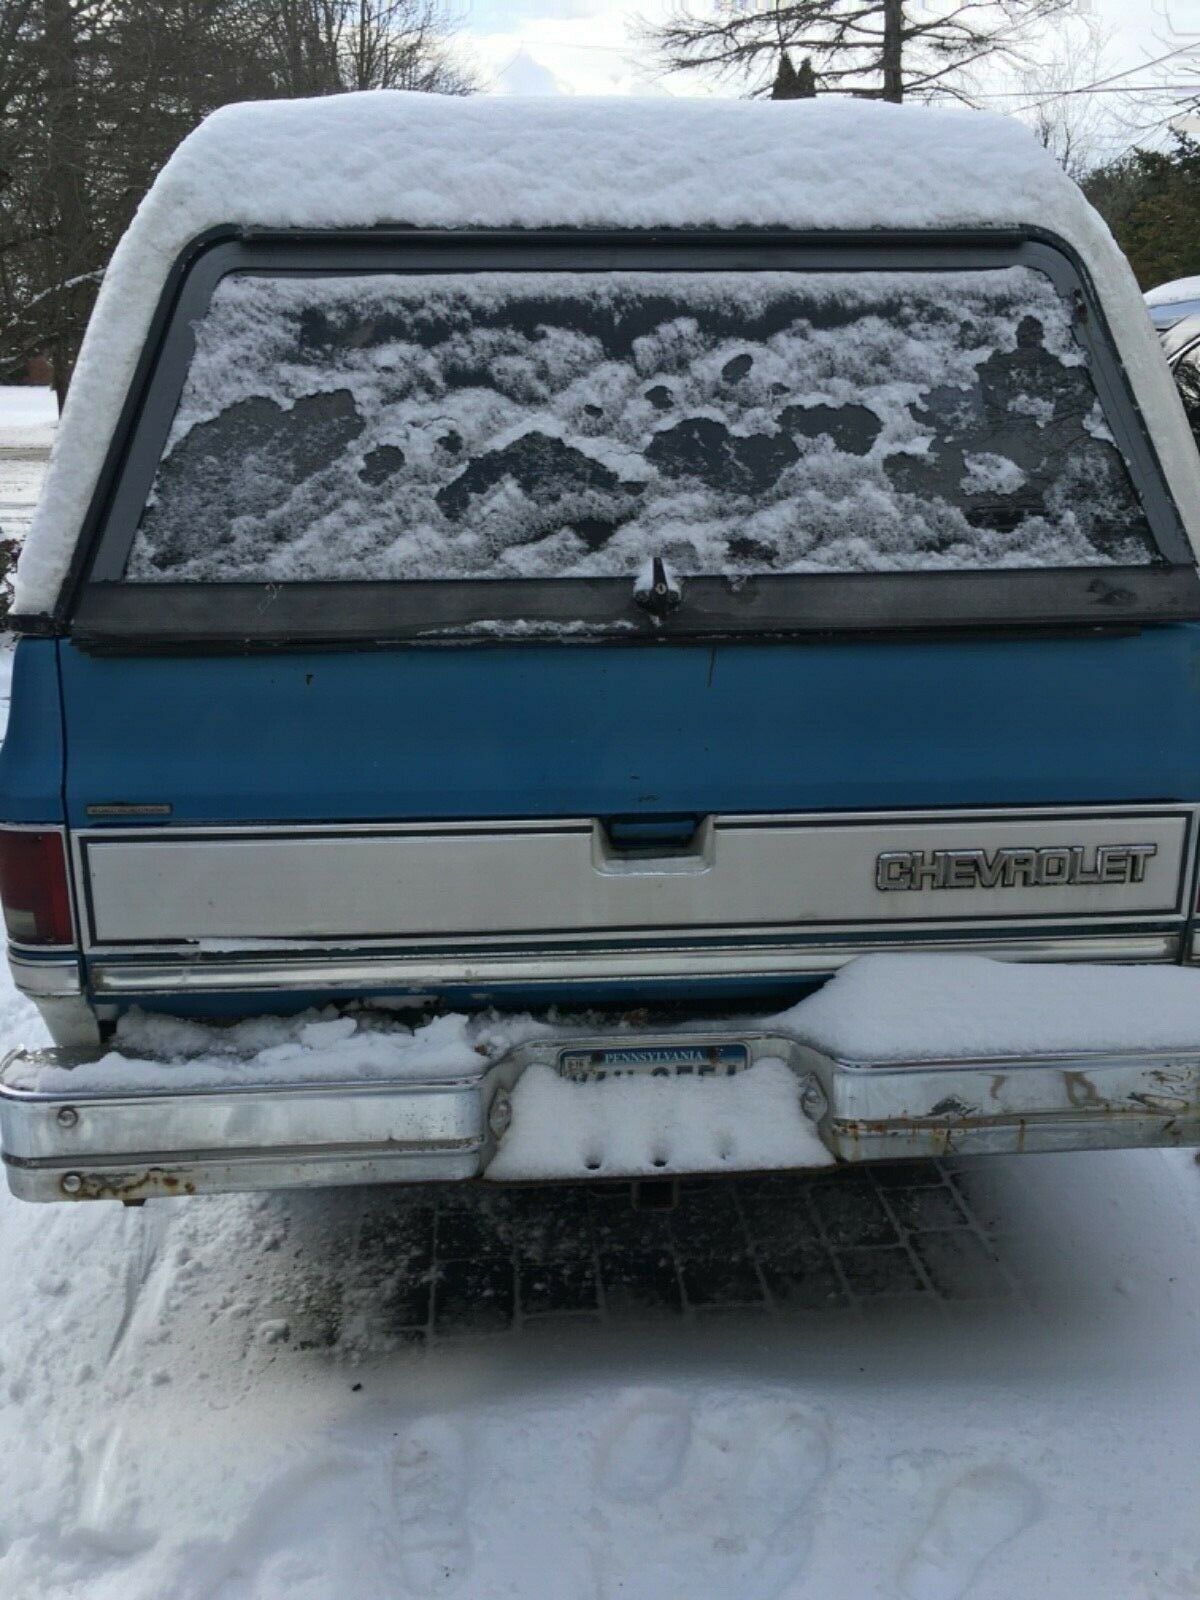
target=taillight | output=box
[0,829,74,945]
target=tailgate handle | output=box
[595,814,715,875]
[602,814,704,855]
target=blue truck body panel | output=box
[0,641,64,824]
[40,624,1200,1021]
[54,628,1200,826]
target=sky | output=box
[458,0,1197,159]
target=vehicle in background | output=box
[1160,313,1200,445]
[1145,275,1200,331]
[1,95,1200,1204]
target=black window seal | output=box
[67,567,1200,654]
[17,223,1198,649]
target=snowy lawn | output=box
[0,386,56,551]
[0,937,1198,1598]
[0,385,56,450]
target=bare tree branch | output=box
[0,0,476,388]
[642,0,1074,103]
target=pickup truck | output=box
[3,93,1200,1203]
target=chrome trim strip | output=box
[8,952,83,998]
[69,919,1194,958]
[85,804,172,819]
[86,931,1181,996]
[70,802,1200,839]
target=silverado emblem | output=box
[875,843,1158,892]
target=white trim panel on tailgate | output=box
[77,807,1195,949]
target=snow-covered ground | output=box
[0,388,56,723]
[0,385,56,450]
[0,971,1198,1600]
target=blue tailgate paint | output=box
[57,628,1200,826]
[0,640,65,823]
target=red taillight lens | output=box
[0,829,74,945]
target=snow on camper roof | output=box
[15,93,1200,613]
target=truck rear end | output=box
[3,94,1200,1201]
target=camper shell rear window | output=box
[71,231,1199,646]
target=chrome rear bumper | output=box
[2,1031,1198,1202]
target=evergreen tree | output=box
[771,50,817,98]
[1083,134,1200,291]
[0,0,475,392]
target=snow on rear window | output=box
[124,267,1157,582]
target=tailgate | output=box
[60,631,1200,980]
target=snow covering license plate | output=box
[556,1043,750,1083]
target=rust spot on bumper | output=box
[1063,1070,1105,1109]
[834,1119,957,1157]
[64,1169,197,1202]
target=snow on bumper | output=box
[1,1028,1198,1202]
[6,956,1200,1200]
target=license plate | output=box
[557,1042,750,1083]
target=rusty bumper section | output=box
[2,1036,1199,1202]
[822,1046,1200,1160]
